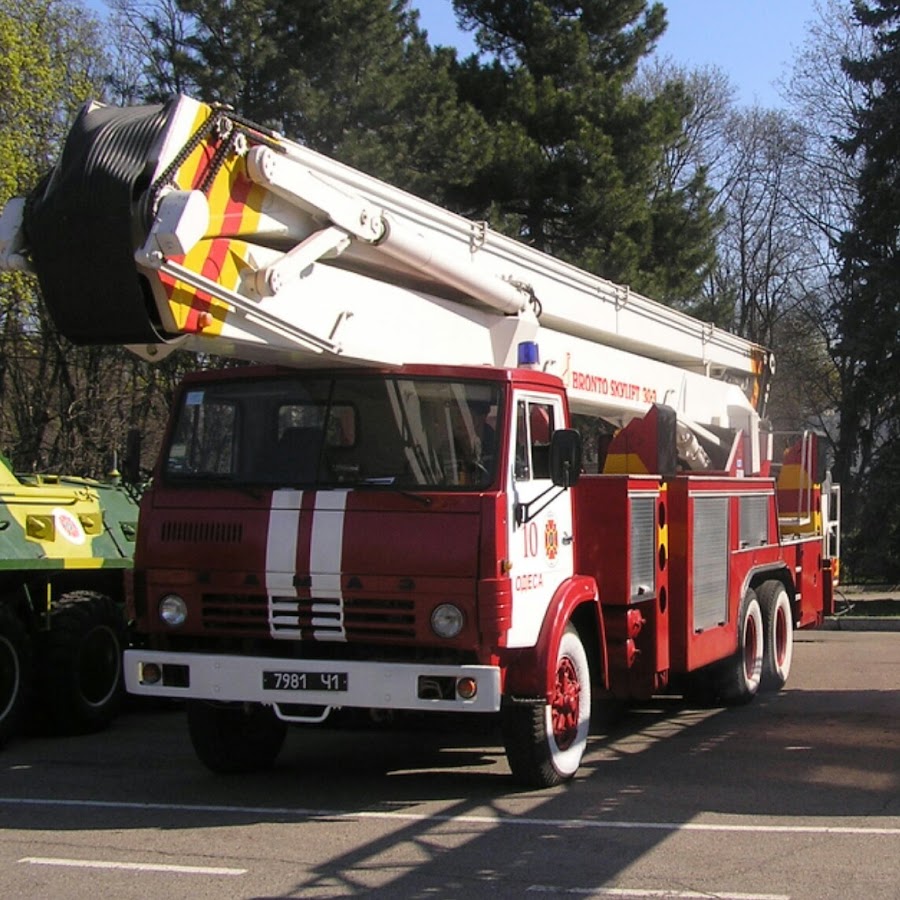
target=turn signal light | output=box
[456,677,478,700]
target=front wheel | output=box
[187,700,287,774]
[502,625,591,788]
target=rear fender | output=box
[502,575,605,700]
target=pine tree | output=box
[447,0,717,303]
[837,0,900,577]
[158,0,489,200]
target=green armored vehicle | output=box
[0,453,138,745]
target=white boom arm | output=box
[0,95,770,439]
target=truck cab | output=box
[131,359,581,652]
[127,361,591,785]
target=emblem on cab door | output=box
[545,516,559,564]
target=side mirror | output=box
[549,429,582,488]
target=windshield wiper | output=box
[400,491,431,506]
[349,478,432,506]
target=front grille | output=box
[200,592,417,640]
[161,520,243,543]
[202,593,268,632]
[271,596,417,640]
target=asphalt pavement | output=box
[2,630,897,900]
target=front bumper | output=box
[124,649,502,713]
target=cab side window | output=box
[514,399,556,481]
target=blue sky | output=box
[415,0,820,108]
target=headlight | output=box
[159,594,188,627]
[431,603,464,639]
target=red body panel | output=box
[666,476,825,673]
[139,489,485,575]
[574,475,669,699]
[502,575,602,698]
[134,485,496,652]
[572,471,830,696]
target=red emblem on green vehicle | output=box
[54,507,86,545]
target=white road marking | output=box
[19,856,245,876]
[2,796,899,836]
[527,888,789,899]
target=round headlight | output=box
[159,594,188,627]
[431,603,464,639]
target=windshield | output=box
[164,375,502,490]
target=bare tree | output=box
[641,14,855,441]
[637,57,737,195]
[710,109,811,344]
[106,0,199,102]
[779,0,876,544]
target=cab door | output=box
[505,391,575,648]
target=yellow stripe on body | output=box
[62,557,105,569]
[603,453,650,475]
[164,104,265,335]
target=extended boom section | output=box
[2,95,769,431]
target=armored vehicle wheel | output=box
[501,624,591,788]
[187,700,288,774]
[33,591,127,734]
[0,604,31,747]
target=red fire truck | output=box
[0,96,840,787]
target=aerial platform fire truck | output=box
[0,96,839,786]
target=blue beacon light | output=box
[517,341,540,369]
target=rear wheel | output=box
[502,625,591,788]
[758,580,794,691]
[0,605,31,747]
[187,700,287,774]
[716,589,763,705]
[32,591,127,734]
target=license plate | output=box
[263,671,347,692]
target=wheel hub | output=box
[550,656,581,750]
